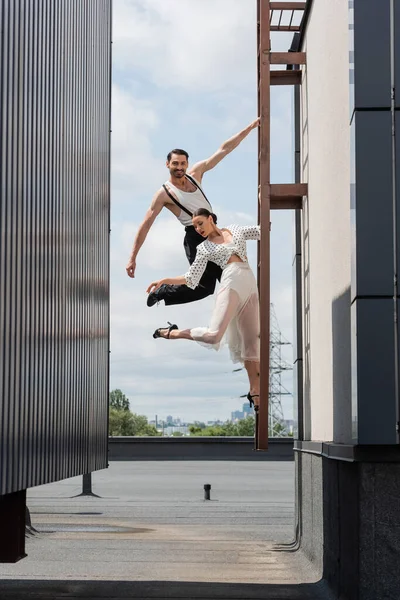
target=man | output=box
[126,118,259,307]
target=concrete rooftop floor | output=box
[0,461,334,599]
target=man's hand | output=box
[126,191,165,279]
[146,279,164,294]
[190,117,260,180]
[249,117,260,130]
[126,257,136,278]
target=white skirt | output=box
[190,262,260,364]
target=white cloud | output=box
[112,217,186,273]
[113,0,256,93]
[111,84,165,198]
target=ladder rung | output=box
[271,70,302,85]
[270,52,306,65]
[271,183,308,196]
[270,183,308,209]
[271,196,303,210]
[259,73,301,89]
[258,195,303,210]
[270,2,306,9]
[258,184,307,210]
[270,25,301,32]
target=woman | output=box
[146,208,260,409]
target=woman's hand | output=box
[147,275,185,294]
[147,279,165,294]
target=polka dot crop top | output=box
[184,224,260,290]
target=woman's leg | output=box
[244,360,260,406]
[156,287,240,347]
[191,287,240,346]
[237,293,260,404]
[156,327,193,340]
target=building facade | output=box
[0,0,112,562]
[293,1,400,598]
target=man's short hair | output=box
[167,149,189,162]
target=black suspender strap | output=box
[163,175,212,218]
[185,173,212,208]
[162,184,193,217]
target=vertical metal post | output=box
[294,73,304,440]
[0,490,27,563]
[257,0,271,450]
[73,472,100,498]
[204,484,211,500]
[390,0,400,442]
[82,473,93,495]
[254,406,260,450]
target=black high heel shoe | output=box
[153,321,178,339]
[247,392,260,411]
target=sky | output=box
[110,0,298,424]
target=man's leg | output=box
[147,226,222,307]
[163,261,221,305]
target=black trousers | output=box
[163,226,222,306]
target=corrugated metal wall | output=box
[0,0,111,495]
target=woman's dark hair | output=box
[193,208,217,224]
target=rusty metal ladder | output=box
[256,1,307,450]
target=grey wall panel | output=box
[352,299,397,445]
[0,0,111,496]
[351,110,394,300]
[353,0,391,110]
[349,1,400,446]
[394,1,400,109]
[394,116,400,285]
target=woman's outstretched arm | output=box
[238,224,261,240]
[146,276,186,294]
[147,247,209,295]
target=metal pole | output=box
[73,472,100,498]
[390,0,400,443]
[82,473,93,495]
[257,0,271,450]
[254,406,259,449]
[293,61,304,440]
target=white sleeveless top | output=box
[164,175,212,226]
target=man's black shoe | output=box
[147,284,167,307]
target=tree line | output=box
[108,389,290,437]
[109,389,159,436]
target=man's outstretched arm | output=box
[190,118,260,181]
[126,190,164,278]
